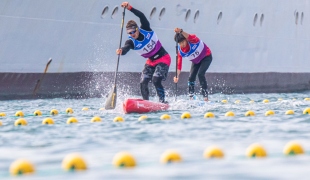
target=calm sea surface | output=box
[1,92,310,179]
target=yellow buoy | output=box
[66,108,74,114]
[0,121,2,126]
[42,118,54,125]
[10,159,35,175]
[14,119,28,126]
[285,110,294,115]
[203,146,224,159]
[50,109,59,116]
[303,108,310,114]
[82,107,89,111]
[138,115,148,121]
[263,99,269,103]
[0,112,6,117]
[160,114,171,120]
[112,152,136,168]
[249,100,255,103]
[160,150,182,164]
[234,100,240,104]
[62,153,87,171]
[33,110,42,116]
[99,108,105,111]
[181,112,191,119]
[204,112,215,118]
[113,116,124,122]
[15,111,24,117]
[225,111,235,117]
[246,143,267,158]
[265,110,275,116]
[91,116,102,122]
[67,117,78,124]
[245,110,255,116]
[304,98,310,101]
[283,142,304,156]
[221,100,228,104]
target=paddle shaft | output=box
[113,8,126,85]
[104,7,126,110]
[175,40,178,100]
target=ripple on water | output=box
[1,93,310,178]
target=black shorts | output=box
[141,63,169,82]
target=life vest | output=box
[129,28,162,58]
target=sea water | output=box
[0,92,310,179]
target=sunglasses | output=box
[127,30,136,35]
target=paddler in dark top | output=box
[116,2,171,104]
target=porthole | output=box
[217,12,222,24]
[253,13,258,26]
[301,12,304,25]
[194,10,199,23]
[159,7,166,20]
[150,7,156,19]
[101,6,109,19]
[260,14,264,26]
[111,6,119,19]
[185,9,191,22]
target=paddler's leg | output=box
[140,64,155,100]
[153,63,169,103]
[197,55,212,101]
[188,62,200,99]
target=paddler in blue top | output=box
[173,28,213,101]
[116,2,171,104]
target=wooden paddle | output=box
[104,7,126,110]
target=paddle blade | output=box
[105,86,117,110]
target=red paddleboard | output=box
[123,98,169,114]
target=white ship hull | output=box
[0,0,309,99]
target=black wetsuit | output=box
[188,55,212,98]
[121,8,170,103]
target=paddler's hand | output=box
[121,2,131,10]
[173,76,179,83]
[116,48,122,55]
[174,28,183,33]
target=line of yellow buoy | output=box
[157,108,310,120]
[220,98,310,104]
[1,107,310,126]
[1,97,309,117]
[0,98,308,117]
[0,108,98,118]
[8,141,305,176]
[11,116,104,126]
[1,105,310,120]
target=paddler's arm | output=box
[176,28,200,44]
[116,40,134,55]
[174,28,185,83]
[174,52,182,83]
[121,2,151,31]
[175,28,189,39]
